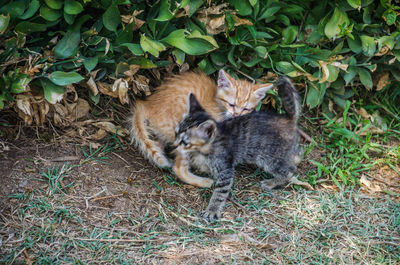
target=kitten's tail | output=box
[129,102,171,167]
[278,76,301,122]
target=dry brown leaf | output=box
[86,76,99,96]
[71,98,90,120]
[376,72,390,91]
[93,121,129,136]
[328,100,334,113]
[318,61,330,83]
[232,14,253,27]
[16,95,32,116]
[117,79,129,105]
[121,10,145,30]
[355,107,370,120]
[198,3,229,16]
[124,64,140,78]
[330,61,348,72]
[360,174,382,193]
[91,129,108,140]
[375,46,390,56]
[132,75,151,95]
[201,15,226,35]
[98,82,118,97]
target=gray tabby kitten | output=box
[174,77,302,222]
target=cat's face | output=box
[216,69,273,118]
[174,94,216,153]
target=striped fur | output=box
[175,77,302,222]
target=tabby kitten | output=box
[130,70,273,188]
[174,77,301,222]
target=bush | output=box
[0,0,399,125]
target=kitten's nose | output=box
[232,113,239,117]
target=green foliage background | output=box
[0,0,399,120]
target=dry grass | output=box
[0,137,399,264]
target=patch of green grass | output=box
[40,163,77,194]
[306,100,400,188]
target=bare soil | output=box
[0,130,399,264]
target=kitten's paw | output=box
[155,156,172,168]
[200,209,221,223]
[260,179,277,191]
[197,177,214,188]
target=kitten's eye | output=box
[243,108,250,111]
[229,103,235,107]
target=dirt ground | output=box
[0,130,399,264]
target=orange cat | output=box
[129,70,273,187]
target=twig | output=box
[296,10,309,43]
[91,193,124,202]
[112,152,130,165]
[297,127,313,143]
[236,69,255,84]
[50,156,80,162]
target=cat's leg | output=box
[173,151,214,188]
[201,167,234,222]
[260,160,297,191]
[130,107,171,167]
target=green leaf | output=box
[103,3,121,32]
[15,22,47,34]
[347,35,362,54]
[0,2,25,18]
[154,0,175,21]
[54,30,80,59]
[119,43,144,56]
[64,0,83,15]
[258,6,280,20]
[45,0,63,9]
[198,58,217,74]
[360,35,375,57]
[276,61,296,74]
[249,0,257,6]
[40,5,62,21]
[11,74,31,94]
[282,25,298,44]
[324,8,350,39]
[255,46,267,58]
[40,79,65,104]
[188,30,219,48]
[83,57,98,72]
[306,82,326,109]
[346,0,361,9]
[343,66,357,85]
[48,71,84,86]
[172,49,185,65]
[357,68,372,89]
[130,57,157,68]
[64,13,75,24]
[383,9,397,26]
[326,65,339,82]
[20,0,40,19]
[229,0,252,16]
[161,29,217,55]
[140,34,166,57]
[0,14,10,34]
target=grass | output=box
[1,107,399,264]
[304,100,400,189]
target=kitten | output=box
[129,70,273,188]
[174,77,301,222]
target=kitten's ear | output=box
[218,69,233,90]
[253,83,274,100]
[197,120,217,140]
[187,93,203,113]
